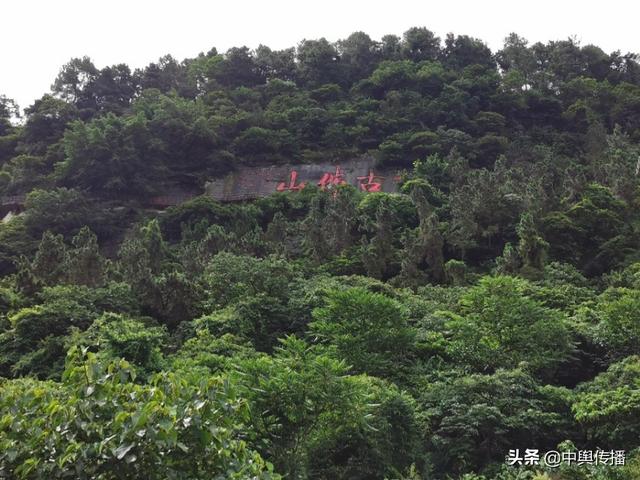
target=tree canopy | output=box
[1,27,640,479]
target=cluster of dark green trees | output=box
[1,28,640,479]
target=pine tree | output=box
[141,219,168,275]
[517,212,548,272]
[495,242,521,275]
[421,211,445,283]
[444,259,468,286]
[324,186,357,255]
[266,212,288,256]
[31,231,68,286]
[67,227,105,287]
[302,193,331,262]
[395,227,427,287]
[366,198,396,279]
[408,180,445,283]
[14,255,40,296]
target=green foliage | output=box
[148,270,203,329]
[81,313,167,371]
[301,187,361,263]
[0,283,139,379]
[0,286,18,319]
[159,196,241,242]
[0,293,94,378]
[363,194,399,279]
[444,259,469,286]
[0,348,279,479]
[23,188,92,238]
[542,184,627,274]
[67,226,106,286]
[419,368,575,476]
[21,226,106,290]
[31,231,68,286]
[517,212,549,275]
[525,262,595,315]
[307,377,423,480]
[310,287,415,378]
[0,219,37,276]
[57,113,161,195]
[131,91,221,174]
[234,336,372,478]
[169,330,256,375]
[591,289,640,360]
[357,192,418,229]
[201,252,299,309]
[195,252,308,350]
[440,276,575,378]
[573,356,640,447]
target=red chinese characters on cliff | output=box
[276,170,306,192]
[357,171,384,192]
[275,167,390,193]
[317,166,347,190]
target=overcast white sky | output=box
[2,0,639,111]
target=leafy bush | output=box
[0,348,279,479]
[310,286,415,378]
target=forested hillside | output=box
[1,28,640,479]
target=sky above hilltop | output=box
[2,0,639,112]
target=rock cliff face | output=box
[0,160,402,211]
[205,157,402,201]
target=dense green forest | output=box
[1,27,640,479]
